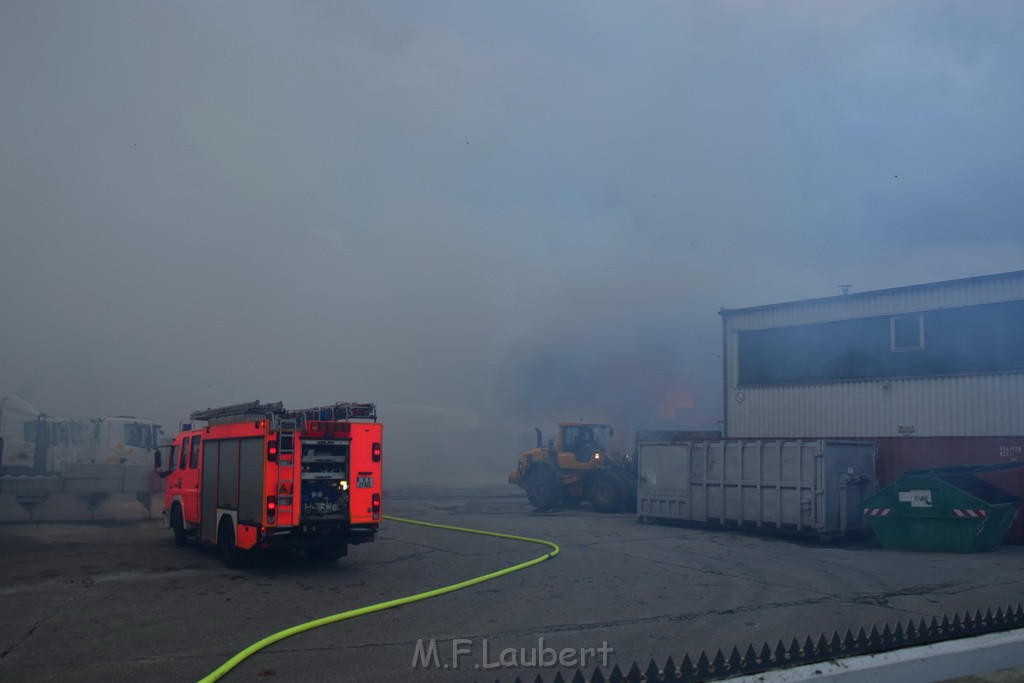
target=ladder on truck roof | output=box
[191,400,377,426]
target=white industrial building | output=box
[720,269,1024,438]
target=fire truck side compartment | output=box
[238,437,263,525]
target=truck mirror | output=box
[153,450,161,470]
[609,427,614,437]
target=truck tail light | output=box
[267,495,277,522]
[267,440,278,462]
[372,442,382,462]
[372,493,381,520]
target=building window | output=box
[891,313,924,352]
[737,300,1024,387]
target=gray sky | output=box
[2,1,1023,484]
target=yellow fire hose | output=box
[199,515,560,682]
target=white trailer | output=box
[0,395,86,475]
[0,395,40,473]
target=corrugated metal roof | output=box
[719,269,1024,319]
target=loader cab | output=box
[559,423,613,464]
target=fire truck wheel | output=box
[218,519,243,568]
[170,505,187,547]
[306,545,347,562]
[589,470,626,513]
[526,466,560,511]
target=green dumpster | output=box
[861,464,1022,553]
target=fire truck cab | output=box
[157,400,382,566]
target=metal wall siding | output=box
[727,374,1024,437]
[723,271,1024,438]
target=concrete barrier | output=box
[31,493,94,522]
[63,478,124,493]
[61,464,126,479]
[0,494,31,522]
[91,493,150,521]
[0,477,63,495]
[123,466,156,492]
[139,492,165,519]
[0,464,167,522]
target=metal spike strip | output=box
[504,603,1024,683]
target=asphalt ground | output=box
[3,487,1024,682]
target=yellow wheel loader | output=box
[508,422,636,513]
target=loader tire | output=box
[526,467,560,511]
[589,470,626,513]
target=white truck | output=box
[87,415,164,465]
[0,395,163,474]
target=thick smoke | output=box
[492,319,722,436]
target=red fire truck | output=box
[156,400,382,566]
